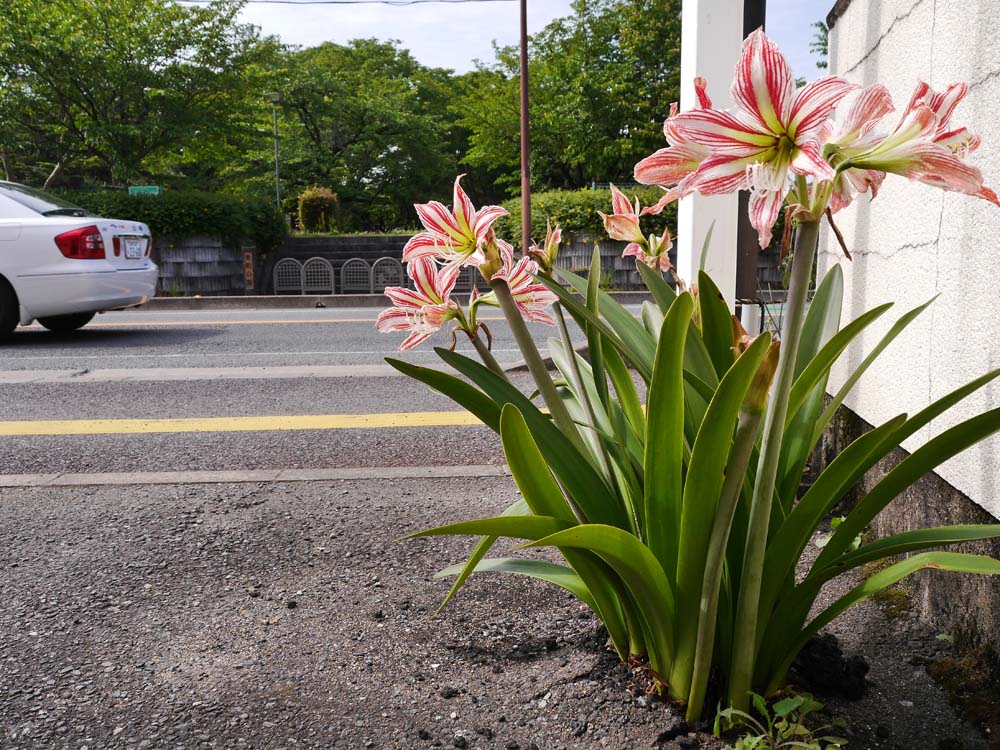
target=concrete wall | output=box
[823,0,1000,520]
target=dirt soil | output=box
[0,477,990,749]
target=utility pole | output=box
[518,0,531,255]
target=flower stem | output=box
[469,329,508,381]
[491,279,585,453]
[727,219,819,710]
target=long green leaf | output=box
[537,275,654,380]
[403,515,573,541]
[757,415,907,633]
[519,524,677,677]
[603,344,646,437]
[811,524,1000,583]
[784,302,893,429]
[501,405,576,521]
[586,247,611,409]
[697,270,736,379]
[437,498,528,611]
[435,558,598,611]
[671,333,772,695]
[436,348,627,528]
[816,405,1000,568]
[766,552,1000,692]
[385,358,500,429]
[644,292,694,576]
[637,262,677,313]
[810,296,936,450]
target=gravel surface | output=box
[0,477,989,749]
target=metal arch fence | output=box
[273,258,303,295]
[302,257,335,294]
[371,257,404,292]
[340,257,373,294]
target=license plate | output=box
[124,238,145,259]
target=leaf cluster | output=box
[63,190,287,253]
[719,692,847,749]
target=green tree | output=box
[456,0,681,193]
[273,39,461,230]
[811,21,829,70]
[0,0,277,186]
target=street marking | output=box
[1,348,524,362]
[23,316,508,329]
[0,364,411,384]
[0,410,487,436]
[0,464,510,487]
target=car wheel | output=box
[38,312,96,333]
[0,279,18,338]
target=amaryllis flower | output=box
[528,221,562,274]
[376,258,461,350]
[667,29,857,247]
[820,84,894,213]
[634,77,713,216]
[403,175,509,267]
[598,183,645,250]
[477,239,558,325]
[841,83,1000,206]
[624,226,674,272]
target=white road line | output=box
[0,364,412,384]
[0,464,511,487]
[2,348,524,362]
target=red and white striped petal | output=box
[609,183,634,215]
[686,153,756,195]
[452,174,476,235]
[787,75,858,140]
[670,109,775,152]
[634,142,710,187]
[841,84,894,140]
[791,141,837,181]
[731,28,794,135]
[414,201,464,242]
[924,82,968,131]
[384,284,434,310]
[599,212,645,242]
[403,232,448,263]
[471,205,510,244]
[694,76,712,109]
[748,186,789,249]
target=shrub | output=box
[63,190,287,254]
[297,186,339,233]
[495,186,677,246]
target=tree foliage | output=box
[456,0,681,194]
[0,0,278,186]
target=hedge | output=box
[494,186,678,248]
[297,186,338,233]
[62,190,287,254]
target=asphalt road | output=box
[0,306,597,477]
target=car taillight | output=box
[145,234,152,257]
[112,237,121,257]
[55,226,105,260]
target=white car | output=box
[0,181,158,336]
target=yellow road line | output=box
[0,411,485,436]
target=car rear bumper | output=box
[15,265,158,322]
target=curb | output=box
[132,291,653,311]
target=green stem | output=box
[728,219,819,710]
[491,279,585,453]
[686,407,766,722]
[469,329,508,381]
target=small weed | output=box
[717,692,848,750]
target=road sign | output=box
[128,186,161,196]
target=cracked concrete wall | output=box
[822,0,1000,520]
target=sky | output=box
[234,0,832,80]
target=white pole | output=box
[677,0,743,309]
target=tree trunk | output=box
[43,160,64,190]
[0,152,10,182]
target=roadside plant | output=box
[718,693,847,750]
[378,28,1000,723]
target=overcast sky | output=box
[235,0,831,81]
